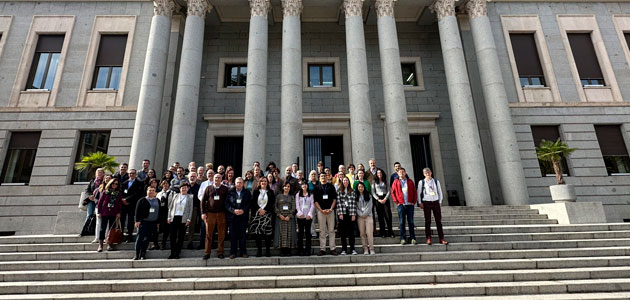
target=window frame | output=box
[223,64,248,88]
[302,57,341,92]
[0,131,41,185]
[0,16,13,63]
[217,57,248,93]
[307,63,335,88]
[25,35,64,91]
[400,57,425,91]
[71,131,111,183]
[612,15,630,76]
[594,125,630,176]
[530,125,571,178]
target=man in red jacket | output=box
[391,167,417,245]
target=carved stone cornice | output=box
[466,0,487,19]
[153,0,176,17]
[282,0,303,17]
[186,0,211,17]
[343,0,364,18]
[375,0,396,18]
[250,0,272,18]
[430,0,455,21]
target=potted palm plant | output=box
[535,138,577,202]
[74,151,119,180]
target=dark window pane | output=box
[531,125,570,176]
[309,66,320,87]
[95,35,127,66]
[402,63,417,86]
[27,35,64,91]
[72,131,111,183]
[308,64,335,87]
[594,125,630,174]
[510,33,545,80]
[35,35,64,52]
[322,66,333,87]
[567,33,604,85]
[239,66,247,86]
[225,64,247,87]
[625,33,630,53]
[1,132,41,184]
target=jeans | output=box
[85,201,96,220]
[99,216,116,242]
[397,204,415,241]
[121,204,135,237]
[135,220,156,257]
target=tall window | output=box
[531,126,570,176]
[401,63,418,86]
[224,64,247,88]
[567,33,605,86]
[72,131,110,183]
[92,35,127,90]
[308,64,334,87]
[26,35,64,90]
[594,125,630,175]
[510,33,546,87]
[625,33,630,53]
[1,132,41,184]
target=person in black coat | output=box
[249,177,276,257]
[121,169,145,242]
[225,177,251,259]
[134,186,160,260]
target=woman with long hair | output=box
[249,177,276,257]
[356,182,375,255]
[372,168,394,238]
[92,174,112,243]
[243,170,256,193]
[337,177,357,255]
[223,169,235,189]
[81,168,105,237]
[275,182,295,256]
[295,181,314,256]
[96,178,123,252]
[143,169,157,189]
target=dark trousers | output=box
[121,204,135,237]
[135,220,156,257]
[229,216,247,256]
[297,218,312,255]
[397,204,415,241]
[375,199,394,235]
[339,215,355,252]
[423,201,444,239]
[255,234,272,255]
[99,216,116,242]
[169,216,187,256]
[186,207,199,244]
[150,219,169,247]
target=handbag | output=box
[106,218,123,244]
[78,191,90,211]
[80,214,96,236]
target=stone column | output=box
[280,0,303,171]
[242,0,271,173]
[375,0,414,178]
[343,0,375,166]
[432,0,491,206]
[167,0,210,166]
[467,0,529,205]
[129,0,176,170]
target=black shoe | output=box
[218,254,225,259]
[187,243,194,250]
[317,250,325,256]
[256,250,262,257]
[241,254,249,258]
[203,254,210,260]
[133,256,140,260]
[195,245,203,250]
[229,255,236,259]
[175,255,180,259]
[168,254,176,259]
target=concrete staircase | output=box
[1,205,630,299]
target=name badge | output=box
[214,195,220,200]
[303,204,309,210]
[402,186,408,193]
[149,208,156,213]
[236,198,242,204]
[377,192,384,197]
[124,189,128,194]
[108,202,114,208]
[283,205,289,211]
[430,192,436,196]
[323,194,329,200]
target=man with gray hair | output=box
[226,177,251,259]
[417,168,447,245]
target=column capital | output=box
[375,0,396,18]
[430,0,455,21]
[153,0,176,17]
[281,0,303,17]
[250,0,271,18]
[186,0,211,17]
[466,0,487,19]
[343,0,364,18]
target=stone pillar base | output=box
[531,202,607,224]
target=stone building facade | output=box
[0,0,628,234]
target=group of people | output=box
[81,158,447,260]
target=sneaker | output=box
[91,238,98,244]
[370,249,376,255]
[203,254,210,260]
[363,249,369,255]
[318,250,325,256]
[106,245,114,251]
[229,255,236,259]
[411,239,417,245]
[340,251,347,256]
[351,250,358,255]
[400,240,407,245]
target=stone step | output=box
[1,256,629,282]
[2,266,630,295]
[4,230,630,253]
[1,244,629,265]
[2,278,630,299]
[414,292,630,300]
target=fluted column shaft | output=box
[242,0,271,173]
[129,0,175,170]
[375,0,414,178]
[433,0,491,206]
[168,0,210,165]
[467,0,529,205]
[344,0,375,166]
[280,0,303,170]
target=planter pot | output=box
[549,184,577,203]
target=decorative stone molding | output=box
[466,0,487,19]
[282,0,303,17]
[250,0,271,18]
[375,0,396,18]
[343,0,364,18]
[154,0,176,17]
[186,0,211,17]
[430,0,455,21]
